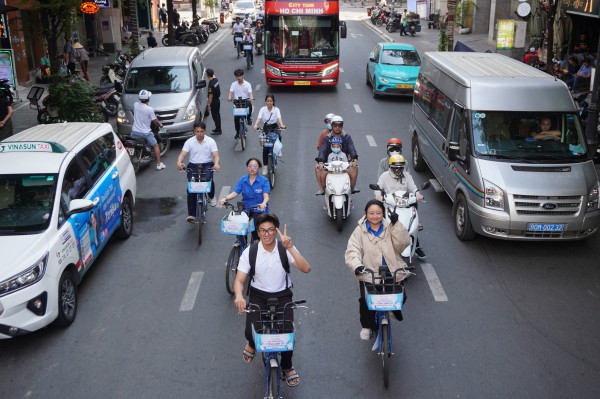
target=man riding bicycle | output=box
[176,122,221,223]
[231,17,245,48]
[228,68,255,139]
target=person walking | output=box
[73,40,89,81]
[206,68,222,135]
[158,3,168,31]
[0,92,13,140]
[63,35,76,76]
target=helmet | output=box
[138,89,152,101]
[324,113,335,123]
[331,115,343,127]
[330,136,343,145]
[386,138,403,155]
[257,21,262,26]
[389,154,406,178]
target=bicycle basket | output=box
[188,181,212,193]
[234,36,243,42]
[251,321,295,353]
[243,44,253,51]
[364,284,404,311]
[221,211,254,235]
[263,132,278,148]
[232,107,249,116]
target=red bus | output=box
[262,0,347,86]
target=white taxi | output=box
[0,123,136,338]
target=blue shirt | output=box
[234,174,270,211]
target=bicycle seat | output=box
[267,298,279,306]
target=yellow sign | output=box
[80,2,100,14]
[497,20,515,50]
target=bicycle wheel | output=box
[197,196,203,246]
[381,320,391,388]
[225,245,240,295]
[268,155,275,189]
[201,194,208,224]
[246,53,251,70]
[239,119,246,150]
[268,364,279,399]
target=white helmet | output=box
[331,115,343,126]
[324,113,335,122]
[138,89,152,101]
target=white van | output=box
[410,52,600,241]
[0,123,136,338]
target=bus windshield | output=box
[264,15,338,59]
[471,111,589,160]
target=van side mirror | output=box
[196,80,207,89]
[67,199,95,217]
[448,141,468,164]
[340,21,347,39]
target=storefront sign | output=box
[0,49,15,88]
[496,20,515,50]
[80,2,100,14]
[565,0,599,18]
[95,0,111,7]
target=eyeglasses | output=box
[257,227,277,235]
[248,165,259,169]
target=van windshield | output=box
[0,174,57,235]
[471,111,588,160]
[125,66,192,93]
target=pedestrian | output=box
[158,3,168,31]
[0,92,13,140]
[147,31,158,48]
[63,35,76,76]
[73,40,89,81]
[173,9,181,27]
[400,9,408,36]
[206,68,222,135]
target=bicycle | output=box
[243,42,253,70]
[362,267,409,388]
[232,98,251,150]
[186,166,214,246]
[245,299,307,399]
[234,33,244,58]
[221,201,265,295]
[257,127,285,189]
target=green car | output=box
[366,42,421,97]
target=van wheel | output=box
[116,195,134,239]
[53,270,77,327]
[453,193,476,241]
[412,134,427,172]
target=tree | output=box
[540,0,558,66]
[127,0,141,56]
[446,0,456,51]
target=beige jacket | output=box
[345,215,410,284]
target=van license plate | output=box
[527,223,564,232]
[396,84,413,89]
[294,81,310,86]
[127,147,135,156]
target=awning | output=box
[0,5,19,14]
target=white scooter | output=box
[370,182,430,266]
[321,160,352,232]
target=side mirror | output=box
[369,55,376,63]
[447,141,460,162]
[340,21,347,39]
[197,80,207,89]
[421,181,431,190]
[67,199,95,217]
[369,183,381,191]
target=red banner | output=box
[265,2,339,15]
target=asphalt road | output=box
[1,8,600,399]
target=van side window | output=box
[449,109,468,157]
[431,92,453,132]
[78,134,116,187]
[61,161,88,211]
[414,74,436,114]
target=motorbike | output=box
[193,16,220,33]
[95,83,121,117]
[120,127,171,173]
[318,159,352,232]
[385,11,401,33]
[370,182,430,267]
[100,51,131,85]
[407,19,421,36]
[162,25,200,46]
[374,10,388,27]
[255,27,263,55]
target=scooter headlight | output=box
[117,104,129,124]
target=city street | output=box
[1,7,600,399]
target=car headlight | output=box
[586,181,599,212]
[117,104,129,124]
[483,179,505,211]
[184,103,197,121]
[378,76,389,84]
[0,254,48,297]
[266,64,281,76]
[322,63,339,77]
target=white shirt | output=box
[229,80,253,99]
[232,22,245,33]
[256,106,281,125]
[243,17,253,28]
[238,240,296,292]
[132,102,157,133]
[182,135,218,164]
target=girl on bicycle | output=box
[219,157,270,240]
[344,199,410,340]
[253,94,286,176]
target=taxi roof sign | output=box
[0,141,67,154]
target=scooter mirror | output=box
[421,181,431,190]
[369,183,381,191]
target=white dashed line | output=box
[354,104,362,113]
[420,263,448,301]
[255,84,261,91]
[345,83,352,90]
[261,68,265,74]
[340,68,344,73]
[366,135,377,146]
[179,271,204,311]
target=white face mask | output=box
[326,123,332,130]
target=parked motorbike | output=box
[374,10,388,27]
[407,19,421,36]
[193,16,220,33]
[100,51,131,85]
[162,25,200,46]
[120,127,171,173]
[386,11,401,33]
[95,84,121,117]
[370,182,430,266]
[318,159,352,232]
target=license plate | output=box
[527,223,564,232]
[396,84,413,89]
[126,147,135,156]
[294,81,310,86]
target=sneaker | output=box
[418,223,424,231]
[360,328,372,340]
[415,247,427,260]
[186,216,195,223]
[210,197,217,207]
[156,162,166,170]
[315,189,324,196]
[234,132,240,139]
[261,166,268,176]
[247,117,252,125]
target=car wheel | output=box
[366,69,371,86]
[412,134,427,172]
[115,195,134,239]
[53,269,77,327]
[372,77,379,98]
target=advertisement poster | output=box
[0,50,16,88]
[496,20,515,50]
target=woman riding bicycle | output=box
[344,199,410,340]
[253,94,286,176]
[219,157,270,240]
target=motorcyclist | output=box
[254,20,264,54]
[374,154,426,259]
[243,13,253,29]
[316,115,359,194]
[377,138,403,178]
[130,89,165,170]
[242,28,254,66]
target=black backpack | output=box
[247,241,291,295]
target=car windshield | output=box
[380,49,420,66]
[236,2,254,9]
[124,66,191,93]
[471,111,589,160]
[0,174,57,235]
[264,16,338,58]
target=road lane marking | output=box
[261,68,265,74]
[420,263,448,301]
[366,135,377,146]
[180,271,204,311]
[340,68,344,73]
[255,84,261,91]
[354,104,362,113]
[216,186,231,208]
[345,83,352,90]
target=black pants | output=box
[186,162,215,217]
[245,287,294,370]
[210,100,221,131]
[358,281,404,331]
[234,102,252,135]
[399,25,407,35]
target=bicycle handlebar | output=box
[244,299,308,313]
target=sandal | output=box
[242,343,255,364]
[283,367,300,387]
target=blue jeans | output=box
[187,162,215,217]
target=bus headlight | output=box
[483,179,505,211]
[184,103,197,121]
[266,64,281,76]
[586,181,599,212]
[0,254,48,297]
[322,63,339,77]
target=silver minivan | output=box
[117,47,207,139]
[410,52,600,241]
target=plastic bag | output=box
[273,138,283,158]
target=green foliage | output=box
[47,80,106,122]
[438,29,448,52]
[456,0,473,28]
[204,0,219,8]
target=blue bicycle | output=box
[257,127,284,189]
[186,166,213,246]
[363,267,407,388]
[245,299,307,399]
[233,98,251,150]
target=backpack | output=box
[246,241,291,295]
